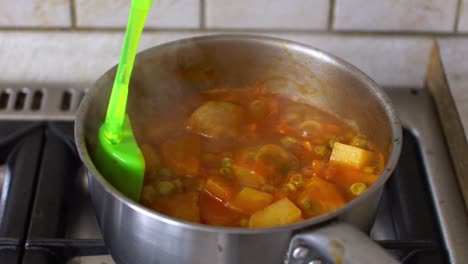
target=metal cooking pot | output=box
[75,34,402,264]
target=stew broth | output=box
[139,87,384,228]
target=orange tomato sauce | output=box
[139,87,384,228]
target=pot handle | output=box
[285,221,400,264]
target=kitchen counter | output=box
[428,38,468,210]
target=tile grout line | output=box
[328,0,335,31]
[199,0,206,29]
[454,0,463,32]
[70,0,77,29]
[1,27,468,37]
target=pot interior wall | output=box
[84,35,394,181]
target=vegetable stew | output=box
[139,87,385,228]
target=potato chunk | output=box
[330,142,374,169]
[254,144,299,183]
[232,165,266,188]
[248,198,302,227]
[187,101,246,139]
[231,187,273,214]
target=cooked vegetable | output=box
[350,182,367,196]
[248,198,302,227]
[318,163,378,190]
[330,142,374,169]
[299,120,322,138]
[302,141,313,151]
[297,176,346,217]
[280,136,298,148]
[187,101,246,139]
[289,174,304,187]
[283,182,297,192]
[156,181,176,196]
[255,144,298,182]
[231,187,273,214]
[205,176,237,202]
[219,167,234,179]
[233,165,266,188]
[182,178,205,192]
[350,136,368,148]
[222,157,233,168]
[314,145,329,157]
[199,192,243,226]
[139,89,386,228]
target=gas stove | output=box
[0,85,467,264]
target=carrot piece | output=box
[320,163,379,190]
[199,192,244,226]
[231,187,273,214]
[205,176,237,202]
[297,176,346,217]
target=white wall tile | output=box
[205,0,329,30]
[334,0,458,32]
[0,31,202,85]
[0,0,71,27]
[0,32,431,89]
[75,0,199,28]
[458,0,468,32]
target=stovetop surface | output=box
[0,87,467,264]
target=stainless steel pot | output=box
[75,34,402,264]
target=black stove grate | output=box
[0,121,449,264]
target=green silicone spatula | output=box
[95,0,153,201]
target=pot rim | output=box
[74,33,402,235]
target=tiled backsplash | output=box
[0,0,467,32]
[1,0,467,89]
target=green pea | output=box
[314,145,328,157]
[290,174,304,188]
[283,182,297,192]
[350,183,367,196]
[280,136,298,148]
[352,136,368,148]
[157,181,175,196]
[222,157,233,168]
[219,167,233,179]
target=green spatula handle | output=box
[102,0,153,144]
